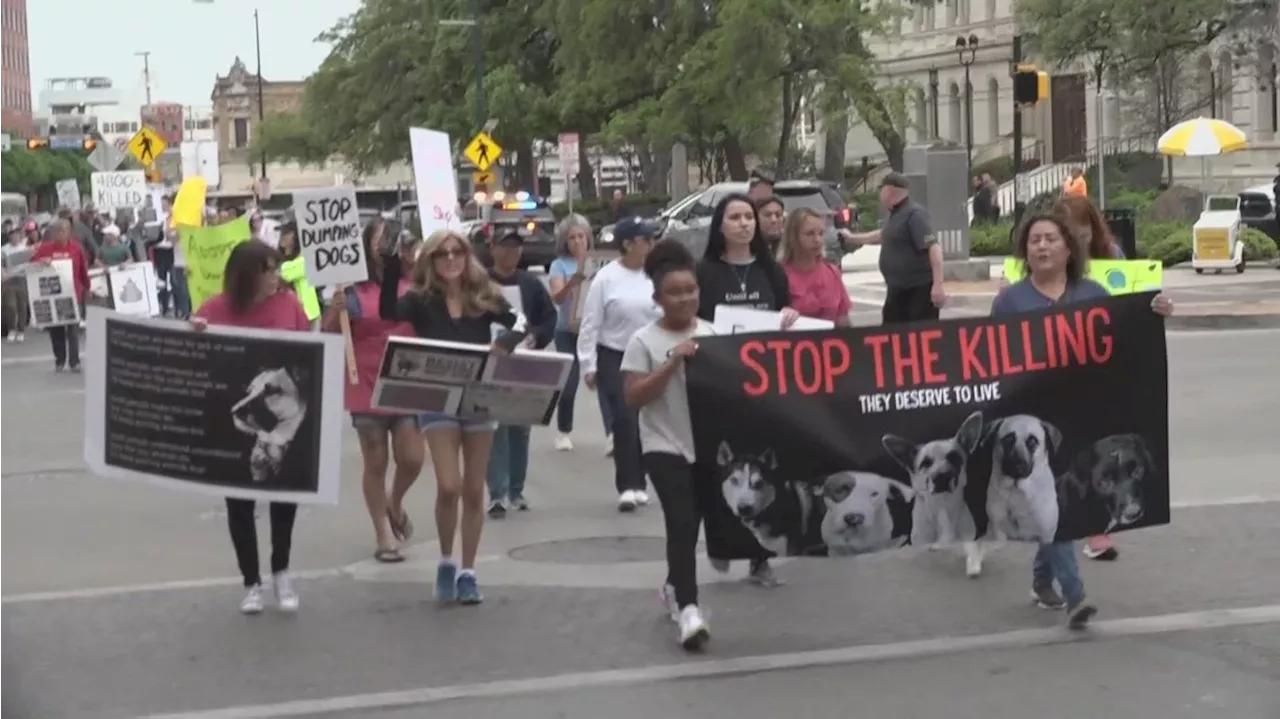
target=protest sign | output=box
[409,127,459,237]
[106,262,161,316]
[91,171,146,213]
[713,305,834,334]
[686,293,1170,560]
[26,259,80,328]
[568,251,615,328]
[83,308,345,504]
[181,215,251,312]
[293,186,367,287]
[56,179,81,210]
[372,337,573,425]
[1003,257,1163,293]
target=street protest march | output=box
[686,293,1171,560]
[373,337,574,426]
[83,308,346,504]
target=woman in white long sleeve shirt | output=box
[578,217,662,512]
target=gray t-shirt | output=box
[990,278,1109,315]
[620,318,717,462]
[878,199,937,289]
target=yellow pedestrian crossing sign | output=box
[128,125,167,167]
[463,131,502,172]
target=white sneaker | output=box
[677,605,710,651]
[14,332,23,342]
[554,433,573,451]
[660,583,680,622]
[634,490,650,506]
[273,572,299,612]
[617,490,637,513]
[5,331,15,342]
[239,584,265,614]
[605,435,614,457]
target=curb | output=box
[1166,313,1280,330]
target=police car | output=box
[467,191,558,271]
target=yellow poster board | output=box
[1002,258,1163,294]
[171,176,208,228]
[181,215,252,312]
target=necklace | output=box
[731,263,751,292]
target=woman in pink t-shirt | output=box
[779,208,852,326]
[322,219,425,564]
[192,240,312,616]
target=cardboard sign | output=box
[27,259,81,328]
[409,127,459,238]
[292,186,368,287]
[91,171,146,213]
[1003,258,1163,293]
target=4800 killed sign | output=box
[293,186,368,287]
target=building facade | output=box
[1,0,32,135]
[209,57,305,168]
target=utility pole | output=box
[135,51,152,105]
[254,9,267,183]
[440,2,486,131]
[1011,34,1025,226]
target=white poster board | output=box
[409,127,459,237]
[83,308,346,505]
[107,261,161,316]
[558,132,580,183]
[56,179,81,210]
[91,171,146,213]
[569,251,616,327]
[26,259,81,328]
[292,186,368,287]
[372,337,573,426]
[713,305,834,335]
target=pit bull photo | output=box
[819,471,914,557]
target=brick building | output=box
[1,0,33,136]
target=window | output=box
[233,117,248,148]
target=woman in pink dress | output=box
[778,207,853,326]
[322,219,426,563]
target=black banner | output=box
[687,293,1169,560]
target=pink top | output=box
[342,280,414,414]
[783,260,852,322]
[195,289,312,331]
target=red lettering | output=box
[741,341,769,396]
[984,324,999,375]
[997,324,1023,375]
[794,340,822,394]
[1054,311,1087,365]
[821,338,850,393]
[863,334,890,390]
[1020,320,1047,371]
[1042,315,1059,368]
[919,329,947,383]
[765,340,791,395]
[891,332,922,387]
[1086,307,1113,363]
[958,327,987,381]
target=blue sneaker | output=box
[435,561,458,602]
[456,572,483,605]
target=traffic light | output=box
[1013,65,1050,105]
[82,138,97,152]
[27,137,49,150]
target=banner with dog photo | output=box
[686,292,1170,560]
[83,308,346,504]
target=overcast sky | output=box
[28,0,361,107]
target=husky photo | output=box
[688,293,1171,563]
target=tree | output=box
[1,148,93,207]
[251,112,330,167]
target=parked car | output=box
[598,180,854,261]
[1238,183,1278,242]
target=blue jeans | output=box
[553,330,613,435]
[171,267,191,318]
[1032,540,1085,604]
[487,424,531,501]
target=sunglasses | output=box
[432,247,467,260]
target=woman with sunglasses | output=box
[379,229,527,605]
[190,240,313,614]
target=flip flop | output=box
[374,547,405,563]
[387,508,414,542]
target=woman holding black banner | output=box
[379,229,528,606]
[993,214,1172,629]
[323,220,425,564]
[696,194,798,587]
[190,240,312,615]
[622,239,715,651]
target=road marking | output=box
[137,604,1280,719]
[1,355,57,366]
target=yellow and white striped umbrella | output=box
[1157,117,1248,157]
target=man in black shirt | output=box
[842,172,946,324]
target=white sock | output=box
[439,556,455,566]
[458,568,475,578]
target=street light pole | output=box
[956,35,978,177]
[135,51,152,105]
[928,68,940,140]
[254,9,267,183]
[439,2,486,132]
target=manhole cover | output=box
[508,536,667,564]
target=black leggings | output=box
[597,346,646,493]
[225,499,298,587]
[644,452,702,608]
[48,324,80,368]
[882,284,939,325]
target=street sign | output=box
[472,170,495,187]
[463,130,502,172]
[558,132,580,178]
[50,136,84,150]
[87,142,125,173]
[127,125,168,167]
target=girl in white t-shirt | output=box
[621,240,716,652]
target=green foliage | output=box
[1135,220,1186,258]
[969,222,1016,256]
[0,148,93,207]
[973,156,1016,184]
[251,113,330,168]
[1145,228,1193,267]
[1240,227,1279,261]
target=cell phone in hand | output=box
[342,285,364,318]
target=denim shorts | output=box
[350,412,422,431]
[418,411,498,433]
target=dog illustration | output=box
[883,411,987,576]
[819,471,914,556]
[717,442,820,557]
[982,415,1061,543]
[1058,434,1156,535]
[231,367,309,484]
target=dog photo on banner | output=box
[686,293,1171,561]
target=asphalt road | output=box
[3,326,1279,719]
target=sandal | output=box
[387,508,414,542]
[374,547,405,563]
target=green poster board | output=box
[1002,258,1163,294]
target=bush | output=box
[1108,188,1160,213]
[1240,227,1279,261]
[969,222,1016,256]
[550,194,671,225]
[1135,221,1186,259]
[1146,228,1193,267]
[973,156,1016,184]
